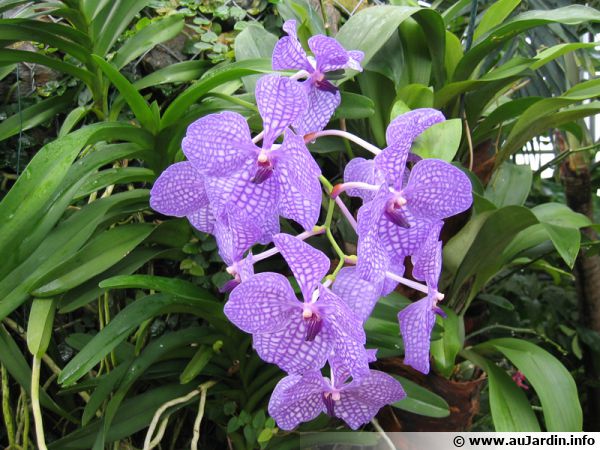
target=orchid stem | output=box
[385,271,429,294]
[251,226,326,264]
[335,197,358,230]
[310,129,382,155]
[31,356,48,450]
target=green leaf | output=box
[394,84,434,110]
[161,59,271,128]
[113,14,184,69]
[484,162,532,207]
[430,307,463,378]
[180,345,214,384]
[92,55,157,132]
[475,338,582,431]
[532,203,590,229]
[0,325,71,419]
[31,223,155,297]
[234,23,278,92]
[333,92,375,120]
[73,167,155,200]
[462,349,540,431]
[59,106,90,137]
[82,362,130,426]
[26,298,56,356]
[453,5,600,81]
[392,375,450,418]
[411,119,462,162]
[478,293,514,311]
[541,224,580,269]
[0,89,77,141]
[99,274,216,301]
[473,0,521,41]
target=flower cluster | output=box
[150,20,472,430]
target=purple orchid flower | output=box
[214,205,261,292]
[272,20,364,135]
[149,161,215,234]
[398,223,447,374]
[268,355,405,430]
[181,74,322,241]
[224,233,368,376]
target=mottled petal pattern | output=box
[355,232,388,288]
[411,221,443,287]
[273,233,330,302]
[275,131,322,230]
[225,273,298,334]
[268,372,325,430]
[404,159,473,220]
[318,287,366,344]
[272,20,312,72]
[332,267,380,322]
[376,209,438,260]
[187,205,215,234]
[343,157,383,203]
[308,35,349,72]
[375,109,445,187]
[150,162,208,217]
[294,81,341,135]
[346,50,365,72]
[256,75,308,148]
[397,294,437,374]
[253,316,333,373]
[182,112,255,176]
[214,206,262,265]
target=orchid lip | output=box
[322,390,341,416]
[302,304,322,341]
[251,159,274,184]
[384,204,411,228]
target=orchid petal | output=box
[397,294,437,374]
[273,233,330,302]
[268,372,325,430]
[149,162,208,217]
[293,81,340,135]
[224,273,298,334]
[182,112,255,176]
[272,20,312,72]
[308,35,349,72]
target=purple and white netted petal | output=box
[214,205,262,266]
[317,286,366,344]
[374,108,445,188]
[273,131,322,230]
[334,370,406,430]
[346,50,365,72]
[411,221,443,288]
[397,293,441,374]
[187,206,215,234]
[403,158,473,220]
[308,35,351,73]
[272,20,312,72]
[150,162,208,217]
[204,162,281,243]
[182,111,256,177]
[343,157,385,203]
[224,272,298,334]
[256,74,308,149]
[253,316,334,374]
[293,82,341,136]
[273,233,330,302]
[268,371,327,430]
[332,267,380,323]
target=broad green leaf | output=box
[446,206,538,311]
[462,349,540,431]
[73,167,155,200]
[59,106,90,137]
[484,162,532,207]
[365,292,410,356]
[131,60,209,90]
[234,23,278,92]
[26,298,56,356]
[92,55,157,132]
[333,92,375,120]
[444,31,463,80]
[98,274,216,301]
[392,375,450,418]
[112,14,184,69]
[473,0,521,41]
[541,223,580,269]
[430,307,463,378]
[31,223,155,297]
[395,84,434,110]
[336,6,420,68]
[411,118,462,162]
[532,203,590,229]
[478,293,514,311]
[0,89,76,141]
[476,338,582,431]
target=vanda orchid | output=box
[150,20,473,430]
